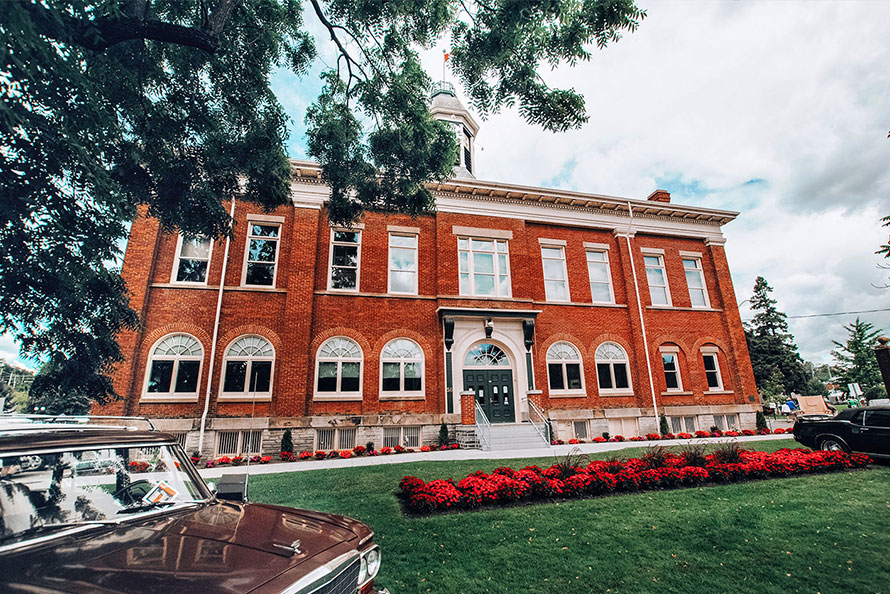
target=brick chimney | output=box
[647,189,671,203]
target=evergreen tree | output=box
[28,355,92,414]
[3,0,646,406]
[744,277,808,397]
[659,414,670,436]
[280,429,294,453]
[755,411,768,431]
[759,366,786,400]
[831,318,886,401]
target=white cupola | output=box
[430,81,480,179]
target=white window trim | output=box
[313,337,364,401]
[659,347,684,393]
[218,335,275,401]
[540,244,570,302]
[379,339,425,399]
[382,425,422,448]
[171,234,213,286]
[387,233,418,295]
[451,226,513,240]
[701,348,724,391]
[670,415,697,434]
[327,228,362,292]
[240,222,281,288]
[682,257,711,308]
[594,342,633,395]
[215,429,263,457]
[586,249,615,304]
[458,237,512,298]
[315,427,357,451]
[546,342,586,396]
[644,253,672,307]
[141,334,203,402]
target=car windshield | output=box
[0,443,210,545]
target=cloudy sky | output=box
[5,0,889,371]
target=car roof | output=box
[0,420,175,454]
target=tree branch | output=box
[17,0,237,54]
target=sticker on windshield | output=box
[142,481,178,504]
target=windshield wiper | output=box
[1,520,119,542]
[116,499,202,516]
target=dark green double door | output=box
[463,369,515,423]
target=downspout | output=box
[624,202,660,430]
[198,196,236,453]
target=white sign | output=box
[848,383,862,397]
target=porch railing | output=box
[527,399,551,446]
[474,401,492,451]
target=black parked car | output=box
[792,406,890,459]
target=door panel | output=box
[462,369,515,423]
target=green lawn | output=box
[248,440,890,594]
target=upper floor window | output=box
[315,337,362,397]
[595,342,631,393]
[243,223,280,287]
[458,238,511,297]
[682,257,709,307]
[329,230,361,291]
[701,347,724,391]
[660,346,683,392]
[222,336,274,397]
[541,245,569,302]
[644,253,671,306]
[547,342,584,393]
[144,334,203,397]
[388,234,417,294]
[172,235,212,284]
[586,249,614,303]
[380,339,424,396]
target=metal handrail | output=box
[527,399,551,446]
[474,402,492,451]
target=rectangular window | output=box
[644,254,670,306]
[573,421,589,440]
[173,235,211,284]
[670,416,696,434]
[586,250,614,303]
[608,418,638,438]
[702,352,723,390]
[329,230,361,291]
[383,427,401,449]
[661,352,683,392]
[458,237,511,297]
[316,428,335,451]
[403,426,421,448]
[713,414,738,431]
[337,428,356,450]
[541,246,569,301]
[244,224,280,286]
[388,233,417,294]
[172,432,188,448]
[683,258,709,307]
[216,431,238,456]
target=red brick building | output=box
[99,84,758,456]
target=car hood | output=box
[0,501,367,593]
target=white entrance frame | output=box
[450,318,529,423]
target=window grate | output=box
[337,428,356,450]
[573,421,588,440]
[383,427,400,449]
[316,428,335,451]
[403,426,420,448]
[217,431,239,455]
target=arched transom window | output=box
[381,339,424,395]
[316,337,362,396]
[222,336,274,396]
[595,342,631,393]
[145,334,203,396]
[464,343,509,367]
[547,342,584,392]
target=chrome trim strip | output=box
[279,550,360,594]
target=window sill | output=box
[218,395,272,402]
[598,390,634,397]
[236,285,285,292]
[661,391,693,396]
[705,390,734,395]
[379,394,426,401]
[646,305,721,312]
[548,391,587,399]
[532,301,626,309]
[140,396,199,403]
[313,394,363,402]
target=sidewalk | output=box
[199,433,795,479]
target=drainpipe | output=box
[198,196,236,453]
[624,202,660,431]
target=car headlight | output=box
[358,546,381,585]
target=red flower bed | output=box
[398,448,870,515]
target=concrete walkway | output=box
[199,433,795,479]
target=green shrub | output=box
[438,423,450,446]
[280,429,293,453]
[659,414,670,435]
[755,411,768,431]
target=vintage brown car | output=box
[0,417,387,593]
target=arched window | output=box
[315,337,362,396]
[595,342,631,393]
[380,339,424,395]
[547,342,584,393]
[145,334,203,397]
[464,343,509,367]
[222,336,274,396]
